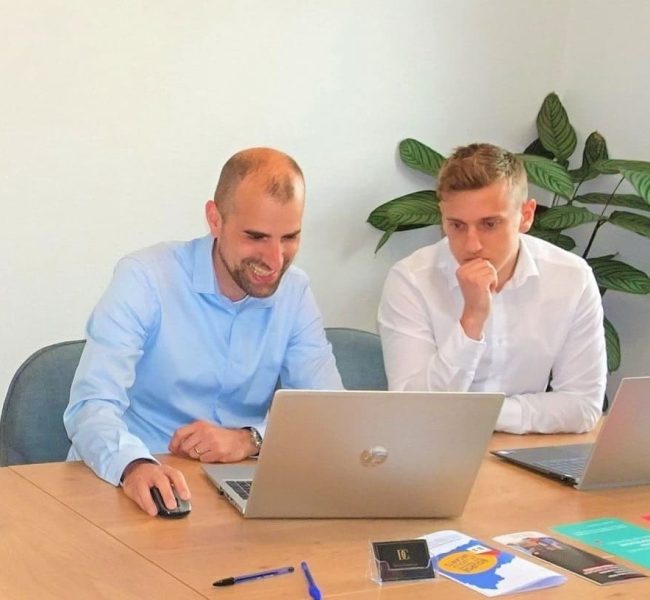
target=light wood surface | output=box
[9,431,650,599]
[0,468,205,600]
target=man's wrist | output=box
[242,427,263,457]
[120,458,156,484]
[460,313,486,341]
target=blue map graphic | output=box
[437,540,515,590]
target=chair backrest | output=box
[0,340,85,466]
[0,331,387,465]
[325,327,388,391]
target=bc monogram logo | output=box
[396,548,410,561]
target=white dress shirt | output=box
[378,234,607,434]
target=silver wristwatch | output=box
[244,427,263,456]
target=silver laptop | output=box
[492,377,650,490]
[203,389,504,518]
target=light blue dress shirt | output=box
[64,235,342,485]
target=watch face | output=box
[248,427,262,452]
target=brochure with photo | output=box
[494,531,647,585]
[421,530,565,597]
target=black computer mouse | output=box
[150,486,191,519]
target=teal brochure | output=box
[553,518,650,569]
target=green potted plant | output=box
[367,93,650,372]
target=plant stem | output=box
[583,221,604,258]
[582,176,625,259]
[570,176,587,203]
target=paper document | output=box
[554,518,650,569]
[494,530,647,585]
[421,530,565,597]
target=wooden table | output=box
[0,469,205,600]
[7,431,650,599]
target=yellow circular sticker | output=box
[438,551,498,574]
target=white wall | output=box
[1,0,646,407]
[562,0,650,399]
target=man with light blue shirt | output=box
[64,147,342,515]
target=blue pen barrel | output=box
[213,566,294,587]
[300,561,322,600]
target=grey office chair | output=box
[0,330,386,466]
[325,327,388,390]
[0,340,84,466]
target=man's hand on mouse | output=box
[457,258,498,340]
[121,460,190,516]
[168,420,256,463]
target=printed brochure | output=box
[421,530,565,596]
[494,531,647,585]
[554,518,650,569]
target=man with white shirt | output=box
[378,143,606,434]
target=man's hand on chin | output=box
[168,420,256,463]
[457,258,498,340]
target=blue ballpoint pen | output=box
[301,561,322,600]
[212,565,294,587]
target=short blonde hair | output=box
[437,143,528,205]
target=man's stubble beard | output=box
[217,244,291,298]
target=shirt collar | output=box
[506,234,539,289]
[192,235,218,294]
[441,239,461,290]
[191,234,276,308]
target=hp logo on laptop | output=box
[360,446,388,467]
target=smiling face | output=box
[440,179,536,287]
[206,171,304,301]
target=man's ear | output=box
[205,200,222,237]
[519,199,537,233]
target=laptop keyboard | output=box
[533,456,586,478]
[226,480,252,500]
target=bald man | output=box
[65,148,342,515]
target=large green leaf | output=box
[620,169,650,205]
[367,190,440,252]
[588,257,650,294]
[527,228,576,251]
[594,159,650,175]
[523,138,555,160]
[587,254,617,265]
[536,93,577,162]
[536,205,599,230]
[398,139,445,177]
[374,229,395,252]
[574,193,650,212]
[608,211,650,239]
[517,154,574,198]
[603,316,621,372]
[568,131,609,183]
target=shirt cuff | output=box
[108,451,158,487]
[494,397,524,434]
[436,322,486,374]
